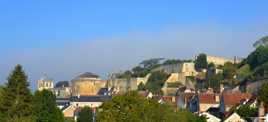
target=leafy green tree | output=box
[0,64,34,121]
[252,61,268,79]
[77,107,93,122]
[237,64,251,80]
[132,66,149,77]
[236,104,257,119]
[96,91,205,122]
[34,90,64,122]
[258,83,268,108]
[163,59,182,65]
[195,53,208,71]
[137,82,146,91]
[140,58,164,70]
[222,62,237,80]
[246,46,268,70]
[117,70,133,79]
[145,71,169,94]
[207,73,223,93]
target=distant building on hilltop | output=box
[71,72,107,96]
[37,75,54,91]
[205,55,242,66]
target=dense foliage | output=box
[195,53,208,71]
[145,71,170,94]
[258,83,268,108]
[34,90,64,122]
[77,107,93,122]
[0,65,34,122]
[236,104,258,119]
[0,65,64,122]
[97,91,206,122]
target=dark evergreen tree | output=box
[195,53,208,71]
[34,90,64,122]
[0,64,34,121]
[77,107,93,122]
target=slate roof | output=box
[70,96,111,102]
[55,81,69,88]
[76,72,99,79]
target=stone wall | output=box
[72,80,106,96]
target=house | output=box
[62,96,111,118]
[200,112,221,122]
[199,93,220,112]
[224,112,246,122]
[220,92,252,112]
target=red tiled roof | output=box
[223,92,252,106]
[199,93,217,104]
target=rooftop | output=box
[70,96,111,102]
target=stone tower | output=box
[37,74,54,91]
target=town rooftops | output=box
[222,92,252,106]
[199,93,218,104]
[70,96,111,102]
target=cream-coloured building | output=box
[37,75,54,91]
[206,55,241,66]
[71,72,107,96]
[165,62,197,84]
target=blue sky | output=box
[0,0,268,89]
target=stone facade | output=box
[71,72,107,96]
[206,55,241,66]
[108,78,137,94]
[37,75,54,91]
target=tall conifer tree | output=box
[0,64,33,121]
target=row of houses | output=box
[139,90,261,122]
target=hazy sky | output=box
[0,0,268,89]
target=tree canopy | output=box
[236,104,257,119]
[96,91,206,122]
[195,53,208,71]
[145,71,170,94]
[0,64,34,121]
[77,107,93,122]
[33,90,64,122]
[257,83,268,108]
